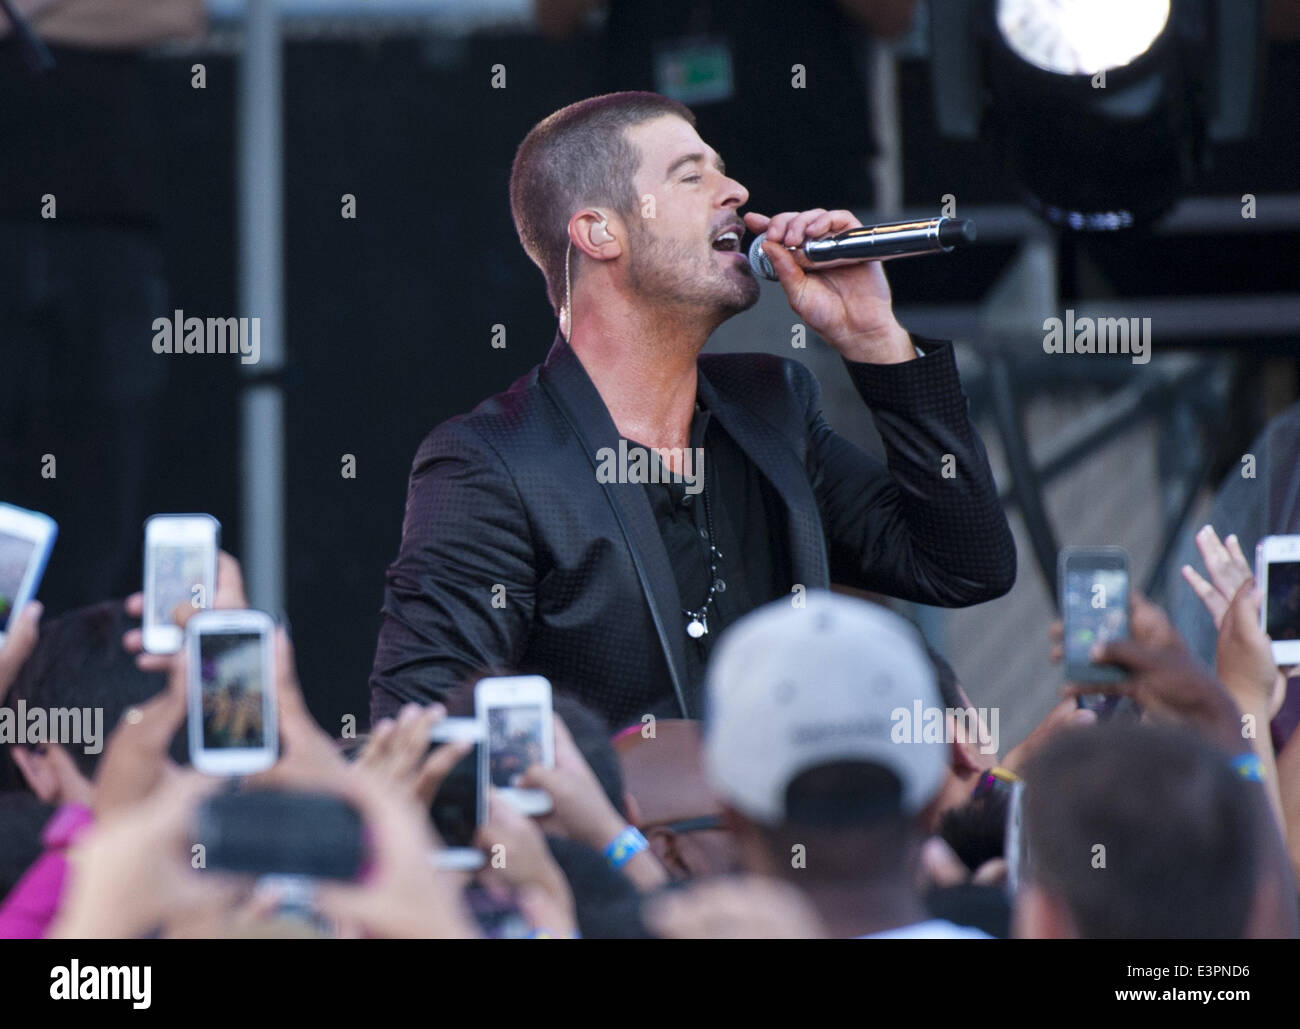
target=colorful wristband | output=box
[972,766,1021,801]
[1231,753,1266,782]
[603,825,649,869]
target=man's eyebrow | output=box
[665,152,726,179]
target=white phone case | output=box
[186,609,278,776]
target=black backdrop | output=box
[141,32,602,733]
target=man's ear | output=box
[9,743,92,807]
[9,746,59,803]
[647,827,689,881]
[568,209,622,261]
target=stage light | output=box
[929,0,1265,232]
[995,0,1171,76]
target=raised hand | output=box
[1071,624,1243,754]
[312,768,480,939]
[123,551,249,673]
[474,787,577,936]
[355,702,470,807]
[1181,525,1254,630]
[1217,580,1287,719]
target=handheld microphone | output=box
[748,216,976,281]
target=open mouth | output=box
[711,226,743,254]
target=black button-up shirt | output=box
[629,401,792,716]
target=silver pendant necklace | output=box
[683,482,721,639]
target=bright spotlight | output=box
[996,0,1172,76]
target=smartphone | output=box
[143,514,220,654]
[1257,535,1300,666]
[0,503,57,647]
[476,674,554,816]
[429,717,486,871]
[187,609,278,775]
[196,790,364,880]
[1005,779,1026,898]
[1059,546,1130,712]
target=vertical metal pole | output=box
[868,38,903,218]
[238,0,285,612]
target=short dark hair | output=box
[938,788,1010,872]
[509,91,695,314]
[0,601,181,786]
[1021,722,1261,938]
[757,761,911,885]
[0,792,55,895]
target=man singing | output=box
[370,92,1015,729]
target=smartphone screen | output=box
[431,743,481,848]
[1063,566,1129,673]
[144,515,218,654]
[486,704,545,789]
[0,532,36,628]
[200,631,269,751]
[1265,560,1300,642]
[149,541,211,628]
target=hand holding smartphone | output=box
[1257,535,1300,666]
[476,675,554,816]
[429,717,487,870]
[187,609,278,775]
[1059,546,1130,715]
[0,502,57,647]
[143,514,220,654]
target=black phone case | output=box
[196,790,364,881]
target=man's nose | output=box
[720,175,749,209]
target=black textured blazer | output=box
[369,333,1016,728]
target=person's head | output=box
[509,91,758,336]
[937,784,1009,874]
[1014,722,1261,938]
[703,591,948,896]
[0,601,176,807]
[614,718,740,881]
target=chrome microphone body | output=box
[748,216,976,281]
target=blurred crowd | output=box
[0,523,1295,939]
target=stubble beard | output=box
[627,222,760,324]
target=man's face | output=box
[623,115,760,320]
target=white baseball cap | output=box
[704,590,948,826]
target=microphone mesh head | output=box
[748,233,777,281]
[938,218,977,247]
